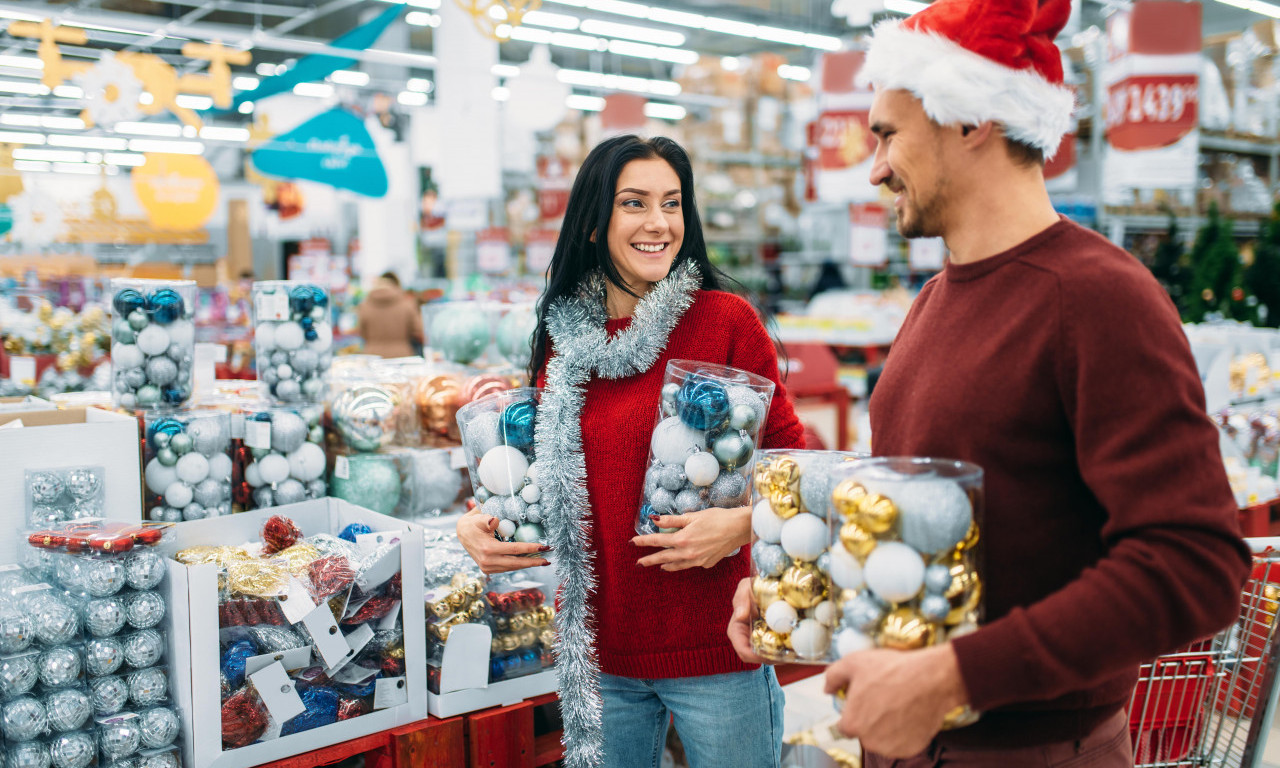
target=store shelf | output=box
[702,150,801,168]
[1106,212,1263,236]
[1199,131,1280,157]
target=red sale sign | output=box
[815,111,877,171]
[1106,74,1198,150]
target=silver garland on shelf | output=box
[536,260,701,768]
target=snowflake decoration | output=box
[832,0,885,27]
[8,187,65,248]
[73,52,144,129]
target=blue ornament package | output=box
[220,639,258,689]
[280,687,341,736]
[339,523,372,543]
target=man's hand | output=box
[456,509,551,574]
[823,643,969,758]
[727,577,769,664]
[631,506,750,570]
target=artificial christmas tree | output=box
[1246,202,1280,328]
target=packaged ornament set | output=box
[110,278,197,411]
[251,281,333,405]
[143,412,235,523]
[237,406,328,511]
[26,467,107,529]
[4,520,182,768]
[413,364,525,449]
[456,388,546,546]
[423,300,537,368]
[637,360,773,535]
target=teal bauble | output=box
[495,306,536,366]
[331,455,402,516]
[430,310,490,365]
[710,430,753,469]
[127,310,149,332]
[112,321,136,345]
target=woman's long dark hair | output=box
[528,135,730,380]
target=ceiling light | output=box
[653,47,699,65]
[607,39,657,58]
[47,134,128,150]
[580,18,684,46]
[52,162,102,175]
[492,86,511,101]
[543,0,844,50]
[551,31,602,50]
[508,26,554,43]
[397,90,428,106]
[701,17,757,36]
[43,116,86,130]
[175,95,213,110]
[556,68,681,96]
[755,25,809,46]
[558,70,604,87]
[126,139,204,155]
[14,148,86,163]
[492,64,522,78]
[488,4,508,19]
[53,85,83,98]
[293,82,334,98]
[104,152,145,166]
[406,11,441,26]
[330,70,370,86]
[0,55,42,70]
[644,102,685,120]
[522,10,581,30]
[233,76,260,90]
[114,122,182,137]
[376,0,440,7]
[1215,0,1280,17]
[199,126,251,142]
[0,130,45,145]
[566,94,605,111]
[804,33,843,50]
[586,0,649,18]
[647,8,705,27]
[182,125,198,138]
[777,65,812,82]
[721,56,742,71]
[12,161,50,172]
[254,63,277,76]
[239,102,255,114]
[0,80,48,96]
[883,0,929,12]
[0,10,43,21]
[406,77,434,93]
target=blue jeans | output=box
[600,667,784,768]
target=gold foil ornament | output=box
[779,563,828,609]
[539,629,557,647]
[446,591,467,611]
[957,520,980,552]
[944,564,982,625]
[753,621,790,656]
[752,576,782,612]
[491,637,503,654]
[463,579,484,597]
[388,640,405,660]
[769,488,801,519]
[878,607,935,650]
[501,635,519,652]
[275,543,320,577]
[839,522,877,560]
[468,601,487,620]
[519,629,537,648]
[450,573,468,590]
[427,598,451,620]
[831,479,868,520]
[226,559,290,597]
[753,460,775,498]
[855,493,898,534]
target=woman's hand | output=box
[456,509,551,574]
[631,506,751,571]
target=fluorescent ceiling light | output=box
[1215,0,1280,17]
[755,25,809,46]
[556,68,680,96]
[126,139,204,155]
[104,152,145,166]
[701,17,757,36]
[53,85,83,98]
[543,0,844,50]
[507,26,554,43]
[805,33,843,50]
[239,102,255,114]
[406,77,434,93]
[14,148,86,163]
[653,47,699,65]
[647,8,705,27]
[565,94,605,111]
[522,10,581,30]
[0,80,48,96]
[139,93,155,105]
[721,56,742,71]
[777,65,812,82]
[0,115,84,130]
[0,10,43,21]
[644,102,685,120]
[586,0,649,18]
[175,94,213,110]
[884,0,930,12]
[0,130,45,144]
[492,86,511,101]
[551,31,602,50]
[47,134,128,150]
[199,126,251,142]
[114,122,183,137]
[492,64,522,78]
[580,18,684,46]
[0,55,42,70]
[406,11,441,26]
[182,125,198,138]
[293,82,334,98]
[330,70,370,86]
[377,0,440,7]
[13,160,51,172]
[52,162,102,175]
[397,90,428,106]
[254,62,277,76]
[233,76,260,90]
[488,5,508,19]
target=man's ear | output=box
[960,121,996,148]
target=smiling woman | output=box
[604,158,686,317]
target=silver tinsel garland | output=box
[535,261,701,768]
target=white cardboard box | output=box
[425,609,558,718]
[160,499,427,768]
[0,407,142,563]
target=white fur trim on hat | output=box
[859,20,1075,158]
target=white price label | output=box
[245,420,272,450]
[276,577,318,625]
[450,447,468,470]
[9,356,35,384]
[248,662,306,724]
[355,542,400,591]
[254,292,290,322]
[325,622,375,676]
[230,413,246,439]
[354,531,398,554]
[376,600,402,631]
[334,455,350,480]
[329,661,379,685]
[301,603,351,669]
[373,677,408,710]
[245,646,312,678]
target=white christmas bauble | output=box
[812,600,838,627]
[790,618,830,660]
[167,320,195,348]
[208,453,233,481]
[175,453,210,485]
[258,453,290,485]
[650,417,706,466]
[864,478,973,556]
[309,322,333,353]
[144,458,178,495]
[274,323,304,351]
[496,519,517,539]
[525,461,541,486]
[835,628,875,657]
[684,452,720,487]
[765,600,798,634]
[752,499,784,544]
[287,442,326,482]
[244,462,264,488]
[135,326,170,357]
[828,545,865,591]
[164,481,193,509]
[277,364,293,380]
[863,542,925,603]
[254,323,277,351]
[113,344,144,371]
[521,483,541,504]
[779,513,827,562]
[478,445,528,497]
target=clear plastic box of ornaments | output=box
[25,466,107,529]
[327,372,416,455]
[455,387,546,547]
[97,707,184,766]
[328,450,414,520]
[251,280,334,404]
[422,531,487,685]
[142,410,234,523]
[109,277,197,411]
[237,404,328,510]
[482,576,554,684]
[635,360,773,536]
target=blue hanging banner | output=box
[251,109,388,197]
[0,205,11,237]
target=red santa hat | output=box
[859,0,1076,158]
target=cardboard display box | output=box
[160,499,427,768]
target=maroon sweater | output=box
[871,219,1251,746]
[540,290,805,679]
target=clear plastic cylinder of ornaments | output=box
[424,300,495,366]
[635,360,774,535]
[456,388,545,546]
[239,405,327,510]
[329,374,411,455]
[252,280,333,404]
[109,278,197,411]
[143,410,233,522]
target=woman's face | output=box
[605,157,685,293]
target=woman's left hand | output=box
[631,506,751,571]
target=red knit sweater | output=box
[871,218,1251,747]
[539,289,805,679]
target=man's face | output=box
[868,89,951,239]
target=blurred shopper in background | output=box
[357,272,423,358]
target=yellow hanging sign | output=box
[131,154,219,231]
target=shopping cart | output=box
[1130,539,1280,768]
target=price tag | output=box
[355,542,400,591]
[330,661,379,685]
[334,455,350,480]
[301,602,350,669]
[324,623,375,676]
[248,662,306,724]
[8,356,35,384]
[450,447,468,470]
[245,420,272,450]
[230,413,246,439]
[245,646,313,678]
[373,677,408,710]
[376,600,402,631]
[255,291,290,322]
[354,531,398,554]
[276,577,318,625]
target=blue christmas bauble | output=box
[500,398,538,450]
[339,522,372,543]
[289,285,318,317]
[676,376,730,431]
[146,289,185,325]
[310,285,329,310]
[112,289,146,319]
[710,429,754,469]
[430,310,490,365]
[331,456,401,516]
[160,385,188,405]
[147,417,185,444]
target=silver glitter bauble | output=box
[90,676,130,715]
[38,646,81,688]
[124,552,165,591]
[182,503,208,521]
[138,752,180,768]
[306,479,327,498]
[138,707,180,748]
[192,478,224,508]
[252,486,275,509]
[127,667,167,706]
[125,592,165,629]
[2,696,48,742]
[84,637,125,677]
[0,653,38,696]
[29,505,65,527]
[29,472,65,505]
[123,630,164,668]
[7,740,51,768]
[55,558,86,592]
[187,417,229,456]
[656,464,686,492]
[270,411,308,454]
[32,595,81,645]
[709,471,748,508]
[45,688,91,732]
[273,478,307,506]
[161,507,183,523]
[99,716,142,760]
[83,559,127,598]
[247,626,303,653]
[144,357,178,387]
[84,597,127,637]
[50,731,95,768]
[0,611,34,654]
[64,469,102,500]
[465,411,503,457]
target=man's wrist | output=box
[929,643,970,711]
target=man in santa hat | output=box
[729,0,1250,764]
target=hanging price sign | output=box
[815,111,877,171]
[1105,75,1198,150]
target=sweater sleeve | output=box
[950,264,1251,712]
[724,297,806,452]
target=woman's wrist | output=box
[732,505,753,549]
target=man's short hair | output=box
[379,271,401,287]
[1005,136,1045,167]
